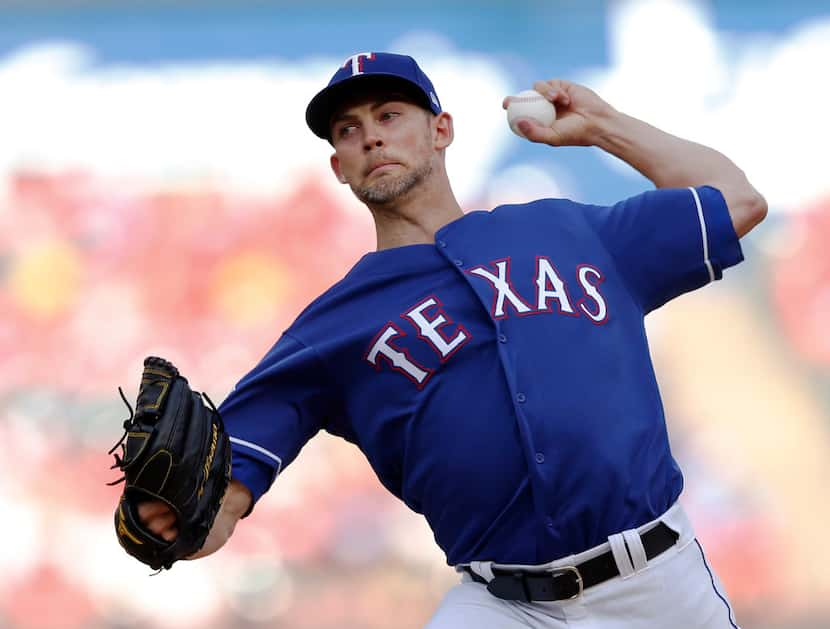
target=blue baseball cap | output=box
[305,52,442,140]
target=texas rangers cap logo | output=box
[343,52,376,76]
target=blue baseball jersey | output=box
[220,185,743,566]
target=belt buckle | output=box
[549,565,583,600]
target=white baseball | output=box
[506,89,557,138]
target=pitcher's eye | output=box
[338,124,358,138]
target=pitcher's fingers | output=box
[518,119,564,146]
[137,500,172,522]
[147,511,178,536]
[502,96,512,110]
[160,527,178,542]
[533,80,571,107]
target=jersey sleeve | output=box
[583,186,744,313]
[219,331,332,511]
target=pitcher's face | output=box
[329,94,435,206]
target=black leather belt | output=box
[463,521,679,602]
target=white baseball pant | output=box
[426,502,740,628]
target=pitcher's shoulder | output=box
[484,197,596,232]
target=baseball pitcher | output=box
[111,52,766,627]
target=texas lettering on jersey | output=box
[365,256,608,387]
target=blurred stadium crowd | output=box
[1,169,828,628]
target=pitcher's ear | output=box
[330,154,347,184]
[433,111,454,150]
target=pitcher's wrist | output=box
[592,108,634,151]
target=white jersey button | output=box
[516,393,527,403]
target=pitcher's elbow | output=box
[750,190,768,225]
[732,188,768,238]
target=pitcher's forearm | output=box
[224,479,253,518]
[594,111,745,190]
[593,110,767,236]
[186,480,252,560]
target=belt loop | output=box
[471,560,495,582]
[517,572,532,603]
[607,532,635,579]
[622,529,648,572]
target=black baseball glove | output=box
[107,356,231,570]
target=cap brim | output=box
[305,73,434,141]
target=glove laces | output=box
[106,386,134,486]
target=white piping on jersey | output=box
[229,436,283,472]
[689,186,715,283]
